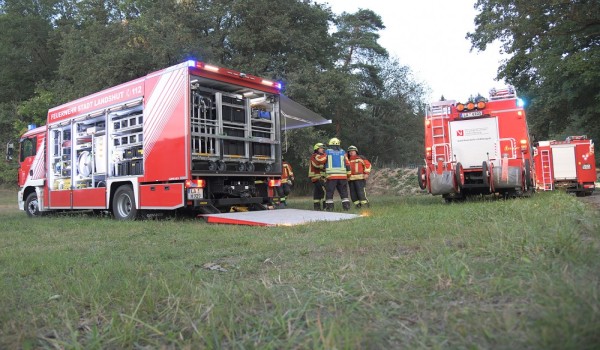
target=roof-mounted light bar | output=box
[187,60,282,90]
[456,100,486,112]
[261,79,282,90]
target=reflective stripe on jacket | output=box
[282,162,294,183]
[308,152,326,182]
[348,155,371,180]
[325,148,350,180]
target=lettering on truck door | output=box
[449,117,500,168]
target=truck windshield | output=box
[19,137,36,162]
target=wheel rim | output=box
[27,198,38,215]
[116,193,133,218]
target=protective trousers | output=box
[312,180,325,210]
[349,179,369,208]
[325,179,351,211]
[276,183,292,206]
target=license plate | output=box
[187,188,203,200]
[460,111,484,118]
[582,164,591,170]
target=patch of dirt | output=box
[367,168,423,196]
[579,191,600,211]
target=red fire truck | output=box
[14,61,328,219]
[533,136,596,196]
[418,87,535,201]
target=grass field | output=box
[0,188,599,349]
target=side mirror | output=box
[6,142,14,161]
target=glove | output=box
[288,180,293,186]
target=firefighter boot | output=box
[342,201,351,211]
[325,203,334,211]
[313,202,321,211]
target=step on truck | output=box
[418,87,535,202]
[533,136,596,196]
[14,60,323,219]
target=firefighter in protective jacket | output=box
[308,142,327,210]
[276,159,294,206]
[347,145,371,208]
[324,137,351,211]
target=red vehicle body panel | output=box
[141,68,188,182]
[139,183,185,208]
[17,127,46,187]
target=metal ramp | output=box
[201,208,360,226]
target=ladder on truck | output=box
[427,102,452,169]
[540,149,553,190]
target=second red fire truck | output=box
[533,136,596,196]
[14,60,328,219]
[418,87,535,201]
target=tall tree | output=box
[329,9,388,136]
[467,0,600,144]
[343,57,425,166]
[0,0,58,103]
[333,9,387,69]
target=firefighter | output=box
[308,142,327,210]
[324,137,351,211]
[276,158,294,206]
[347,145,371,208]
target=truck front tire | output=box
[25,192,42,217]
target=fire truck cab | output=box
[15,60,329,219]
[533,136,596,196]
[418,87,534,201]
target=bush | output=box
[0,158,18,187]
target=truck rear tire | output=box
[417,166,427,190]
[524,159,532,190]
[112,185,138,220]
[455,162,464,190]
[481,161,489,186]
[25,192,42,217]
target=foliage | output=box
[0,0,428,186]
[0,158,18,186]
[0,0,58,103]
[468,0,600,147]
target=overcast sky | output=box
[317,0,509,102]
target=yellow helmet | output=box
[313,142,325,151]
[347,145,358,152]
[328,137,341,146]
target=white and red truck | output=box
[418,87,535,201]
[533,136,596,196]
[14,60,327,219]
